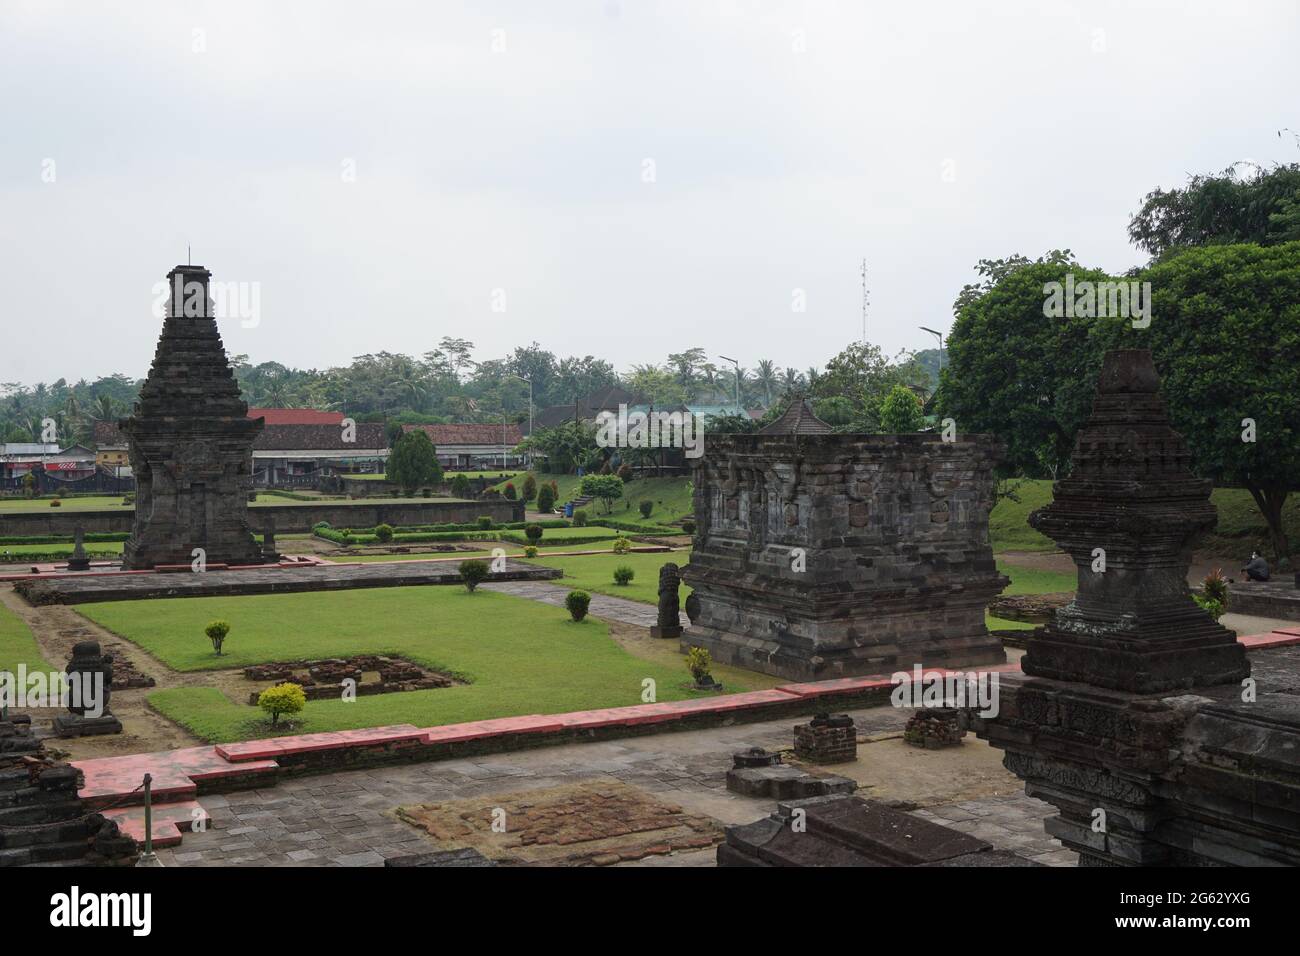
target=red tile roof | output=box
[403,423,523,446]
[247,408,346,426]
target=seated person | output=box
[1241,551,1270,582]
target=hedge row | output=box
[588,519,682,535]
[0,532,132,546]
[0,549,121,563]
[312,519,570,543]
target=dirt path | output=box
[1,584,205,758]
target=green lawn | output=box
[987,479,1300,556]
[0,496,133,513]
[523,550,692,605]
[0,601,55,675]
[78,587,767,743]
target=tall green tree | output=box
[1128,163,1300,260]
[386,429,443,495]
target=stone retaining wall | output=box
[0,497,523,538]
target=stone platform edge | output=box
[69,631,1297,848]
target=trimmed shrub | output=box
[681,519,696,535]
[374,523,395,544]
[616,463,633,482]
[686,646,712,682]
[477,516,494,530]
[205,620,231,655]
[565,590,591,622]
[523,545,539,558]
[522,473,537,502]
[503,482,518,500]
[612,537,632,554]
[638,500,653,519]
[459,559,490,592]
[524,523,544,543]
[613,565,635,586]
[572,510,589,527]
[536,483,556,514]
[50,499,61,507]
[258,682,306,726]
[451,473,471,498]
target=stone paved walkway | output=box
[482,580,689,629]
[151,702,1073,867]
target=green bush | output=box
[1202,568,1230,609]
[459,559,490,592]
[50,499,61,507]
[451,473,471,498]
[523,545,539,558]
[686,646,712,682]
[681,520,696,535]
[522,473,537,502]
[374,523,395,544]
[565,590,591,622]
[503,482,518,500]
[613,565,635,586]
[639,500,653,519]
[612,537,632,554]
[572,510,589,527]
[258,682,306,726]
[205,620,231,655]
[1193,594,1225,621]
[525,523,543,543]
[477,516,494,530]
[536,483,556,513]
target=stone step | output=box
[102,799,205,849]
[0,817,91,849]
[0,839,91,867]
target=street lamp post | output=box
[718,354,741,409]
[510,374,532,468]
[919,327,945,372]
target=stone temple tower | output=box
[120,265,266,569]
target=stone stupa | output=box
[119,265,266,569]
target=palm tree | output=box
[754,359,779,406]
[782,367,806,393]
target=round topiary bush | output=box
[572,510,589,527]
[613,565,634,586]
[50,499,61,507]
[639,500,653,519]
[258,682,306,727]
[477,516,494,530]
[536,483,556,514]
[522,473,537,502]
[451,474,471,498]
[566,590,591,622]
[612,537,631,554]
[374,523,395,543]
[525,523,543,543]
[681,519,696,535]
[459,559,490,592]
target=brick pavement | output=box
[150,702,1073,867]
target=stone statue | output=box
[52,640,123,737]
[66,525,91,572]
[261,517,281,564]
[650,562,683,639]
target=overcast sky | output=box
[1,0,1296,385]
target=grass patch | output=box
[0,601,55,674]
[522,550,691,606]
[996,560,1075,594]
[76,586,765,743]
